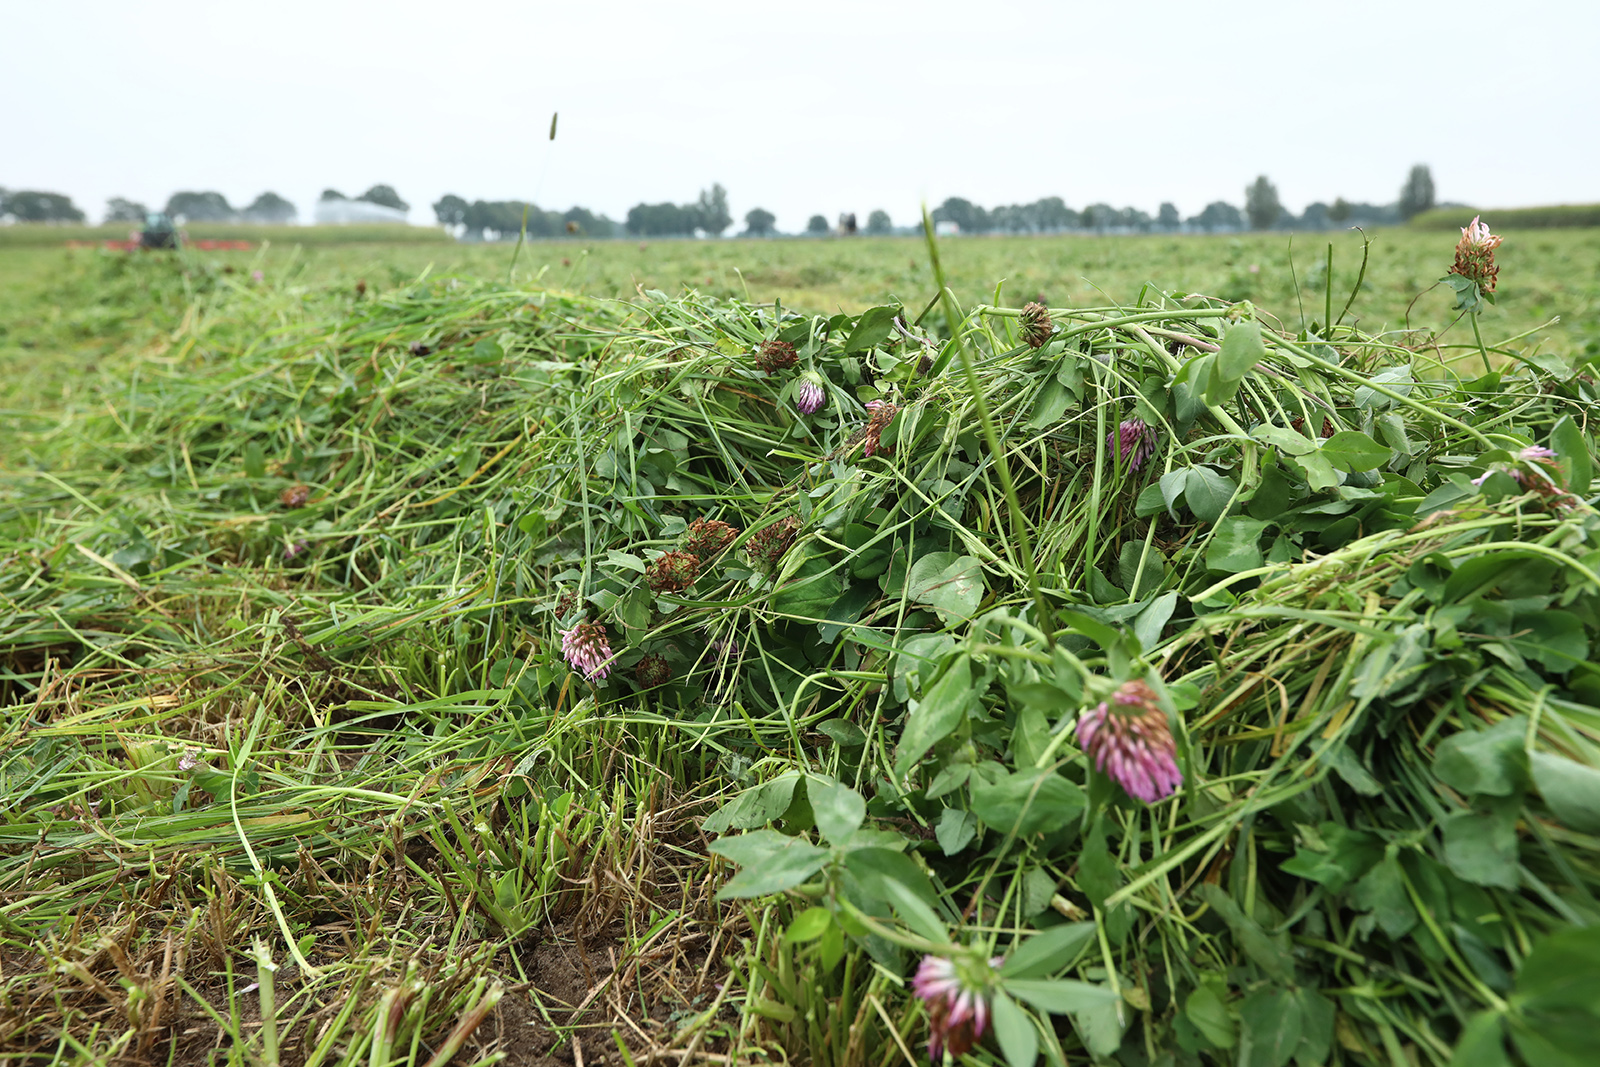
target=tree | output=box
[742,208,777,237]
[242,192,297,223]
[433,195,469,227]
[1,190,86,223]
[1398,164,1435,222]
[562,206,615,237]
[1033,197,1077,231]
[1328,197,1351,224]
[1189,201,1244,232]
[806,215,830,235]
[626,202,695,236]
[1118,207,1153,232]
[1157,202,1181,231]
[1082,203,1118,231]
[320,189,347,202]
[358,184,409,213]
[865,209,892,235]
[1245,176,1281,231]
[105,198,148,224]
[691,184,732,236]
[165,191,235,222]
[931,197,988,234]
[1299,202,1331,230]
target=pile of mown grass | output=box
[3,244,1600,1067]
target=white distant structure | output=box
[314,199,408,225]
[934,220,961,236]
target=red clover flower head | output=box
[646,550,701,594]
[1020,301,1054,349]
[911,953,1005,1061]
[634,653,671,688]
[744,516,800,572]
[1108,418,1159,472]
[560,621,615,682]
[863,400,898,458]
[1471,446,1580,513]
[1076,679,1183,804]
[683,517,740,560]
[755,339,799,374]
[1450,215,1502,295]
[795,373,826,414]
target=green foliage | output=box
[357,183,409,212]
[1246,175,1282,230]
[6,229,1600,1064]
[165,189,235,221]
[1400,163,1437,221]
[742,207,777,237]
[1,188,86,223]
[693,183,732,236]
[241,190,297,223]
[1413,202,1600,229]
[103,196,147,224]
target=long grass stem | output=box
[922,206,1055,645]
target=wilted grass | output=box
[3,239,1599,1066]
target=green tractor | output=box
[138,212,179,250]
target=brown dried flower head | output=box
[279,484,310,508]
[863,400,898,458]
[744,516,800,572]
[646,550,701,594]
[1020,302,1054,348]
[754,339,799,374]
[683,517,740,560]
[634,653,671,688]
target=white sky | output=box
[7,0,1597,231]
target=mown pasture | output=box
[3,228,1600,1067]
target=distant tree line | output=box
[624,185,732,237]
[1,165,1446,235]
[921,166,1437,236]
[428,183,735,240]
[431,195,621,241]
[0,185,416,225]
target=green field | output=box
[6,226,1595,374]
[5,231,1600,1067]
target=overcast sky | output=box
[7,0,1597,231]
